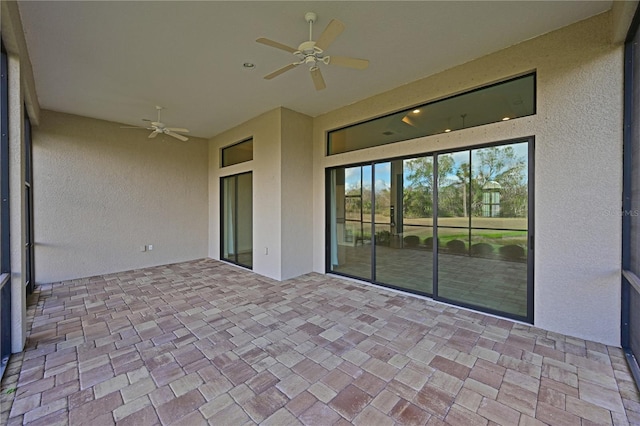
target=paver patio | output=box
[1,258,639,425]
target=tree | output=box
[403,156,454,218]
[471,146,527,218]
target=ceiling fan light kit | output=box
[256,12,369,91]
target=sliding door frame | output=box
[0,40,11,379]
[621,3,640,388]
[326,136,534,323]
[220,171,253,269]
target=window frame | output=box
[327,72,536,156]
[221,138,253,168]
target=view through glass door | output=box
[327,139,532,321]
[221,172,253,268]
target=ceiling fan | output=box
[256,12,369,91]
[122,106,190,141]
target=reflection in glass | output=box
[437,143,529,317]
[375,158,434,294]
[328,74,535,155]
[221,172,253,268]
[329,166,372,280]
[222,138,253,167]
[329,158,437,294]
[471,143,528,230]
[437,150,471,231]
[327,141,530,320]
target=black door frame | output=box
[220,171,253,269]
[0,40,12,379]
[621,3,640,388]
[326,137,534,323]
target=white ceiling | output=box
[17,1,612,139]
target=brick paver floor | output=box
[1,258,639,425]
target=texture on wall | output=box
[34,110,209,283]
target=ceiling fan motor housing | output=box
[298,40,319,55]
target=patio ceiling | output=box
[16,1,612,138]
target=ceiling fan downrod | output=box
[305,12,317,41]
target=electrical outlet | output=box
[148,245,153,251]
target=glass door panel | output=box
[221,172,252,268]
[236,173,253,268]
[436,143,529,318]
[222,177,236,262]
[373,162,392,283]
[375,157,434,294]
[468,144,528,316]
[329,166,372,280]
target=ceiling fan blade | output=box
[166,127,189,133]
[256,37,298,54]
[310,67,326,91]
[120,126,148,129]
[148,131,158,139]
[315,19,345,51]
[328,55,369,70]
[166,131,189,142]
[264,63,298,80]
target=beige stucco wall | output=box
[280,108,313,280]
[209,108,283,280]
[8,55,27,352]
[33,110,209,283]
[208,107,314,281]
[312,12,623,346]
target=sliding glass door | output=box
[436,143,530,317]
[374,158,435,294]
[327,139,533,321]
[221,172,253,268]
[329,165,372,280]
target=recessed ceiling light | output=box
[243,63,255,69]
[413,109,421,114]
[502,116,510,121]
[444,129,452,133]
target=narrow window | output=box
[221,138,253,167]
[328,73,535,155]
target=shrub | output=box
[471,243,494,256]
[446,239,466,254]
[499,244,525,261]
[403,235,420,247]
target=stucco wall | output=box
[209,108,283,280]
[8,55,27,352]
[312,12,623,345]
[33,110,209,283]
[280,108,313,280]
[208,107,313,281]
